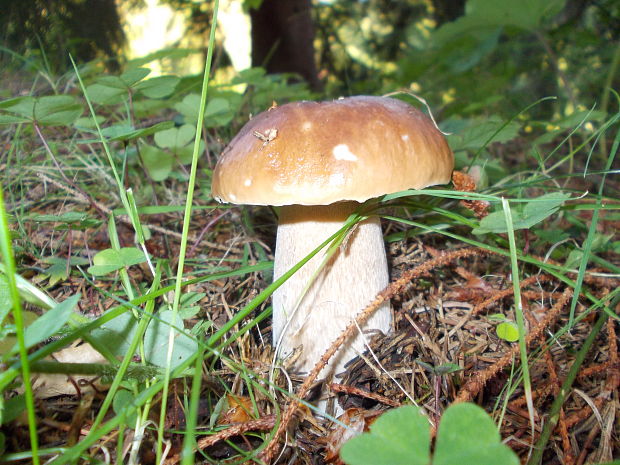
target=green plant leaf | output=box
[520,192,570,227]
[29,211,90,223]
[90,312,138,357]
[143,310,198,370]
[176,143,205,164]
[341,404,519,465]
[154,124,195,149]
[174,93,202,123]
[86,81,127,105]
[87,248,146,276]
[113,389,138,428]
[28,211,101,230]
[175,95,233,126]
[473,192,570,234]
[231,67,267,85]
[81,122,174,143]
[85,68,149,105]
[0,265,56,310]
[119,67,151,87]
[0,95,82,126]
[39,261,68,287]
[34,95,83,126]
[136,75,180,98]
[435,363,462,375]
[172,292,206,320]
[434,0,566,38]
[0,114,30,124]
[496,321,519,342]
[141,144,173,181]
[23,294,80,348]
[445,116,521,152]
[73,115,105,129]
[116,121,175,141]
[0,96,35,116]
[433,403,519,465]
[0,275,12,325]
[38,257,90,286]
[1,394,26,425]
[204,97,232,126]
[340,405,430,465]
[98,123,135,139]
[108,121,174,142]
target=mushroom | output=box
[211,96,453,399]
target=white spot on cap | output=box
[302,121,312,131]
[401,134,410,141]
[329,172,345,186]
[229,193,237,201]
[332,144,358,162]
[244,178,252,187]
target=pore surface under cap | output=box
[212,96,454,206]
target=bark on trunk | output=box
[250,0,321,90]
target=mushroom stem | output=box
[272,201,391,382]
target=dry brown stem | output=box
[328,383,401,408]
[455,287,573,403]
[471,274,552,317]
[605,317,619,392]
[542,332,573,464]
[163,415,276,465]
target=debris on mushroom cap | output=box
[212,96,454,206]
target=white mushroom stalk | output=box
[272,202,390,379]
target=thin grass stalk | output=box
[502,197,535,457]
[158,1,220,462]
[0,188,40,464]
[181,346,205,465]
[69,55,131,216]
[568,124,619,325]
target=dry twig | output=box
[163,415,276,465]
[328,383,401,408]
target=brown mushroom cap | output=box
[211,96,454,206]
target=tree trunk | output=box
[250,0,321,90]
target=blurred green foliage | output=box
[315,0,619,120]
[3,0,618,121]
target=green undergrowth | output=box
[0,2,619,464]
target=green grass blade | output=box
[501,198,535,448]
[0,188,40,465]
[158,1,220,462]
[568,125,619,325]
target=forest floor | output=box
[0,62,618,463]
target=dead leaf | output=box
[30,343,108,398]
[324,408,382,464]
[217,394,255,425]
